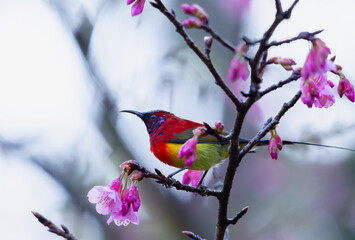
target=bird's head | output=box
[121,110,174,135]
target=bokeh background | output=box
[1,0,355,239]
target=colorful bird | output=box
[121,110,355,171]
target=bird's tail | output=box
[240,138,355,153]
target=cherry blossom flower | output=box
[182,170,202,187]
[228,44,249,81]
[268,129,282,160]
[87,185,121,215]
[88,163,143,227]
[302,38,336,80]
[338,75,355,102]
[300,74,335,108]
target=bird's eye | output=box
[150,114,157,120]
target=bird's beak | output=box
[120,110,144,119]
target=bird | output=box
[121,109,355,172]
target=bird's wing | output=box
[168,128,230,144]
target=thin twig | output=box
[32,212,78,240]
[150,0,242,110]
[139,166,221,198]
[228,206,249,225]
[239,90,302,159]
[268,30,323,47]
[200,25,236,52]
[259,72,301,98]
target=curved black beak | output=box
[120,110,144,119]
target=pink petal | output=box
[131,0,146,16]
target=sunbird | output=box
[121,110,355,171]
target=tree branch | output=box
[32,212,77,240]
[139,166,221,198]
[151,0,242,110]
[259,72,301,98]
[200,25,236,52]
[228,206,249,225]
[239,90,302,159]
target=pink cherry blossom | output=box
[268,138,278,160]
[88,173,142,227]
[107,207,140,226]
[338,77,355,102]
[275,134,283,151]
[301,74,335,108]
[182,170,202,187]
[268,130,282,160]
[227,56,249,81]
[178,137,198,167]
[127,0,146,16]
[302,38,336,80]
[87,184,121,215]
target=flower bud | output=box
[131,171,144,182]
[120,160,140,175]
[182,18,203,29]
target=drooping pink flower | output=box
[302,38,336,79]
[182,170,202,187]
[268,130,282,160]
[107,207,140,226]
[87,180,122,215]
[178,137,198,167]
[227,56,249,81]
[182,17,203,29]
[127,0,146,16]
[338,77,355,102]
[228,44,249,81]
[181,3,209,24]
[126,185,141,212]
[300,74,335,108]
[268,138,278,160]
[314,83,335,108]
[275,134,283,151]
[88,172,142,227]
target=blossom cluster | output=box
[87,160,142,226]
[300,38,354,108]
[181,3,209,29]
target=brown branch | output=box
[249,0,299,96]
[259,72,301,98]
[228,206,249,225]
[32,212,77,240]
[268,30,323,47]
[239,90,302,159]
[139,166,221,198]
[150,0,242,110]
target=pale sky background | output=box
[0,0,354,239]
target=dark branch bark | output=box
[32,212,77,240]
